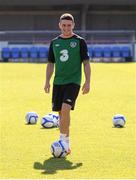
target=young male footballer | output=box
[44,13,91,154]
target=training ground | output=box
[0,62,136,179]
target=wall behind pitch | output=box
[87,13,136,30]
[0,13,80,31]
[0,15,60,30]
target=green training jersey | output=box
[48,34,89,85]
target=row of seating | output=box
[1,45,131,60]
[88,46,131,58]
[1,47,48,59]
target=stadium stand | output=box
[1,46,49,62]
[87,45,132,60]
[0,44,132,62]
[0,0,135,62]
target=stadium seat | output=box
[29,47,38,58]
[39,47,48,58]
[11,47,20,59]
[112,46,121,58]
[87,46,93,58]
[20,47,29,58]
[103,47,112,58]
[93,46,103,58]
[2,47,10,59]
[121,46,131,58]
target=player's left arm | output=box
[82,60,91,94]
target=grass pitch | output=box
[0,62,136,179]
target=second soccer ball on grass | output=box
[112,114,126,128]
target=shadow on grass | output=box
[34,157,83,174]
[112,126,126,128]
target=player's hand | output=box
[82,82,90,94]
[44,82,50,93]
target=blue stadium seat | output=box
[87,46,93,58]
[121,46,131,58]
[112,46,121,58]
[93,47,103,58]
[103,47,112,58]
[11,47,20,59]
[39,47,48,58]
[2,47,10,59]
[29,47,38,58]
[20,47,29,58]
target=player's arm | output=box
[82,60,91,94]
[44,41,55,93]
[80,38,91,94]
[44,62,54,93]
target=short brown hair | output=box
[60,13,74,22]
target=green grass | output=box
[0,62,136,179]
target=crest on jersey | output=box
[55,44,60,47]
[70,41,77,48]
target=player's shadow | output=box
[34,157,83,174]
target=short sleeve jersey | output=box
[48,34,89,85]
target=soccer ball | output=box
[50,140,68,158]
[41,115,54,128]
[48,113,59,127]
[112,114,126,128]
[25,111,38,124]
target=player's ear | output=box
[59,22,61,29]
[72,22,75,29]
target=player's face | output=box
[59,20,75,37]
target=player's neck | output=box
[60,33,75,38]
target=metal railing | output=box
[0,30,136,61]
[0,30,135,44]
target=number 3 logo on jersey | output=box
[60,49,69,62]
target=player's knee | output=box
[61,103,71,114]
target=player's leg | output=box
[59,103,71,154]
[59,103,71,136]
[59,83,80,153]
[52,85,71,154]
[52,85,63,111]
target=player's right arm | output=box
[44,63,54,93]
[44,41,55,93]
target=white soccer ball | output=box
[41,115,54,128]
[25,111,38,124]
[48,113,59,127]
[50,140,68,158]
[112,114,126,128]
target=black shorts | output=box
[52,83,80,111]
